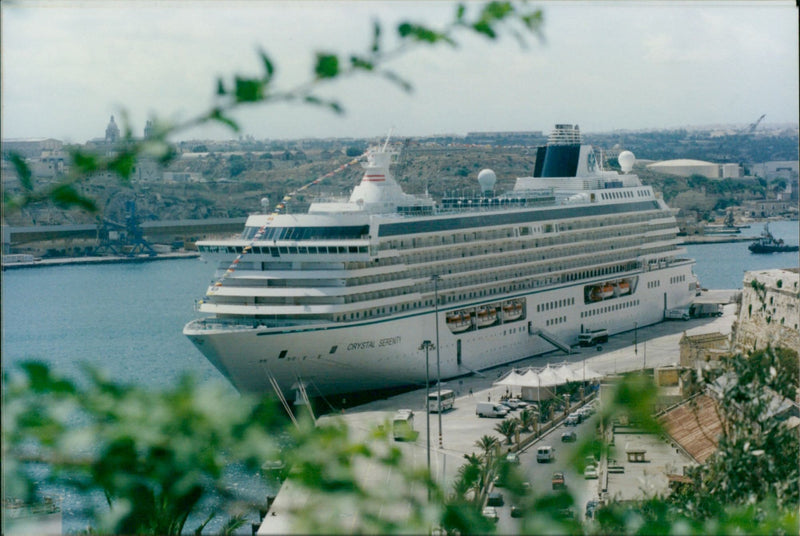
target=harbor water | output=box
[1,219,798,533]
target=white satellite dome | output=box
[260,197,270,212]
[618,151,635,173]
[477,169,497,195]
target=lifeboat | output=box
[446,311,472,333]
[502,301,523,321]
[590,284,614,301]
[614,280,631,296]
[476,307,497,328]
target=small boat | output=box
[748,223,798,254]
[476,307,497,328]
[590,284,614,301]
[614,280,631,296]
[446,312,472,333]
[502,300,523,321]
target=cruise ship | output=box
[184,124,698,401]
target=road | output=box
[492,407,599,532]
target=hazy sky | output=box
[2,1,798,143]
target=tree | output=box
[494,417,518,445]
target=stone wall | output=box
[733,268,800,353]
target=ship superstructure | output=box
[184,124,698,399]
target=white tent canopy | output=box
[494,362,604,390]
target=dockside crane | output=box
[95,200,156,257]
[745,114,766,135]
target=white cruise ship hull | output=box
[185,262,694,398]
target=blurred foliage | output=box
[2,1,543,218]
[4,350,798,534]
[2,361,285,534]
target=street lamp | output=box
[432,274,442,449]
[634,321,638,358]
[419,339,435,488]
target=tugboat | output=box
[748,223,799,254]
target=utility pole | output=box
[419,339,435,499]
[432,274,442,449]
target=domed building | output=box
[646,159,720,179]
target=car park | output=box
[487,490,504,506]
[561,430,577,442]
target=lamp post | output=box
[634,321,638,358]
[432,274,442,449]
[419,339,434,491]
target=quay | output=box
[1,251,199,270]
[257,290,738,534]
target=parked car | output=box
[552,471,566,490]
[561,430,577,442]
[487,490,504,506]
[584,465,598,479]
[585,500,599,519]
[506,452,520,465]
[482,506,499,522]
[510,505,524,518]
[499,399,519,411]
[565,413,581,426]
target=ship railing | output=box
[188,317,321,330]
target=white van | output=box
[536,445,554,463]
[392,410,415,441]
[476,402,509,418]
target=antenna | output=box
[382,127,395,151]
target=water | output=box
[2,220,798,532]
[2,258,222,385]
[685,220,799,290]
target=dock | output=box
[1,251,199,270]
[256,291,738,534]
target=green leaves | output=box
[3,361,283,535]
[314,52,340,79]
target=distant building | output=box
[679,332,730,369]
[646,159,739,179]
[105,115,120,143]
[750,161,799,181]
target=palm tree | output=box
[474,434,499,461]
[494,418,518,445]
[518,408,536,433]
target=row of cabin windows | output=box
[669,274,686,284]
[200,244,367,255]
[379,211,667,251]
[545,315,567,327]
[581,299,640,318]
[600,190,635,201]
[537,297,576,312]
[647,280,661,289]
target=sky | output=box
[1,0,798,143]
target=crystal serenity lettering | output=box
[346,337,401,351]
